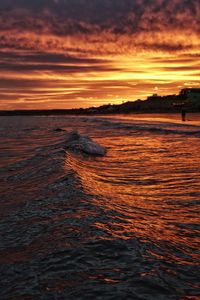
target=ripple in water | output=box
[0,115,200,300]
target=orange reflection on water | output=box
[65,132,200,264]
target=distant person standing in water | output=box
[181,108,186,121]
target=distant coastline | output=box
[1,91,200,116]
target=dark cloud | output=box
[0,0,199,61]
[0,53,118,73]
[0,62,120,73]
[0,1,199,38]
[0,51,107,64]
[150,56,200,64]
[161,65,200,72]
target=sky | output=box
[0,0,199,110]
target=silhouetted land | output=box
[1,93,200,116]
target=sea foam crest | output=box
[66,131,106,156]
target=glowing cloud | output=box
[0,0,199,109]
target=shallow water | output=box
[0,114,200,299]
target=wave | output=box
[89,117,200,136]
[65,130,106,156]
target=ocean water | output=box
[0,113,200,300]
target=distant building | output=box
[180,88,200,104]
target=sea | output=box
[0,113,200,300]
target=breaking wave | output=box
[65,130,106,156]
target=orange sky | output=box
[0,0,199,110]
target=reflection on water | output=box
[0,115,200,299]
[66,134,200,263]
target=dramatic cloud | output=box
[0,0,199,109]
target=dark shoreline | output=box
[1,93,200,116]
[0,109,199,117]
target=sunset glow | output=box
[0,0,199,109]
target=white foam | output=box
[66,131,106,156]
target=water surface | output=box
[0,114,200,299]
